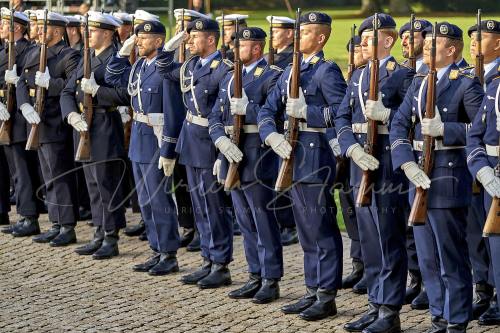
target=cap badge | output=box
[309,13,317,22]
[243,29,251,39]
[144,23,151,32]
[487,20,495,30]
[195,20,203,30]
[440,24,448,35]
[414,21,421,30]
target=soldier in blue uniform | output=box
[1,9,44,236]
[390,22,484,333]
[215,14,248,62]
[464,19,500,320]
[16,11,81,246]
[61,11,129,260]
[336,14,412,333]
[258,12,346,321]
[207,27,284,304]
[105,20,184,275]
[467,75,500,326]
[156,18,234,289]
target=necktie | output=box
[194,59,202,71]
[242,69,247,77]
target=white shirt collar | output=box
[303,53,317,64]
[368,55,392,69]
[200,50,219,67]
[416,57,424,72]
[145,56,157,66]
[437,63,453,82]
[484,58,499,77]
[243,58,263,74]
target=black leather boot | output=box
[92,229,119,260]
[49,226,77,247]
[281,227,299,246]
[180,228,195,247]
[353,274,368,295]
[197,263,231,289]
[299,288,337,321]
[411,285,429,310]
[344,303,379,332]
[342,259,364,289]
[138,230,147,241]
[252,278,279,304]
[228,273,261,299]
[426,316,447,333]
[75,227,104,255]
[12,217,40,237]
[282,287,317,314]
[478,297,500,326]
[148,252,179,276]
[33,223,61,243]
[186,230,201,251]
[1,217,23,234]
[446,323,467,333]
[133,253,161,272]
[124,220,145,237]
[473,283,493,319]
[78,206,92,221]
[362,305,401,333]
[180,258,212,284]
[405,270,421,304]
[0,213,9,225]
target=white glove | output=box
[421,107,444,137]
[158,157,176,177]
[215,136,243,163]
[67,111,88,132]
[20,103,40,125]
[329,138,341,157]
[496,112,500,132]
[118,106,131,124]
[4,64,19,86]
[164,31,188,52]
[365,92,390,123]
[81,72,100,97]
[213,158,224,184]
[265,132,292,160]
[230,90,249,116]
[286,89,307,120]
[347,143,379,171]
[477,166,500,198]
[35,66,51,89]
[0,102,10,121]
[401,161,431,189]
[119,35,136,57]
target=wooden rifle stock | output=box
[0,10,16,145]
[408,14,416,70]
[268,16,275,66]
[346,24,356,82]
[408,22,438,226]
[179,9,186,63]
[225,19,243,191]
[26,9,48,151]
[275,8,301,192]
[75,14,93,162]
[356,13,379,207]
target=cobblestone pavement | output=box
[0,210,497,333]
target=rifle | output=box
[75,14,94,162]
[268,16,275,65]
[356,13,379,207]
[178,9,186,62]
[25,9,48,151]
[347,24,356,81]
[220,12,227,59]
[0,10,16,145]
[408,22,438,226]
[275,8,301,192]
[123,16,136,151]
[408,14,416,70]
[224,19,243,191]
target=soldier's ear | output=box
[494,37,500,51]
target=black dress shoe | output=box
[186,231,201,251]
[78,207,92,221]
[124,220,145,237]
[252,278,280,304]
[426,316,447,333]
[180,228,195,247]
[50,226,77,247]
[344,303,380,332]
[228,274,261,299]
[197,263,231,289]
[446,323,467,333]
[181,258,212,284]
[133,253,161,272]
[362,305,400,333]
[353,275,368,295]
[478,299,500,326]
[281,227,299,246]
[75,227,104,255]
[405,270,422,304]
[12,217,40,237]
[282,287,317,314]
[411,286,429,310]
[233,221,241,236]
[342,259,364,289]
[299,289,337,321]
[92,230,119,260]
[33,224,61,243]
[0,213,9,225]
[148,253,179,276]
[138,230,148,241]
[472,283,493,319]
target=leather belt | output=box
[224,124,259,135]
[186,112,209,127]
[412,140,465,151]
[352,122,389,135]
[486,144,499,157]
[284,121,326,133]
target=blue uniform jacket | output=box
[105,55,185,162]
[258,51,346,184]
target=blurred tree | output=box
[390,0,411,15]
[360,0,381,15]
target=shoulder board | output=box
[254,67,264,77]
[457,70,474,79]
[222,59,233,68]
[497,63,500,72]
[449,69,460,80]
[462,65,474,71]
[493,75,500,81]
[210,59,220,69]
[310,56,320,65]
[269,65,284,72]
[415,73,426,78]
[386,61,396,71]
[357,64,367,69]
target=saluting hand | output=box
[286,89,307,120]
[163,31,188,52]
[119,35,136,57]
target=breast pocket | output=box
[303,85,318,102]
[141,86,159,108]
[430,151,468,198]
[438,102,459,122]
